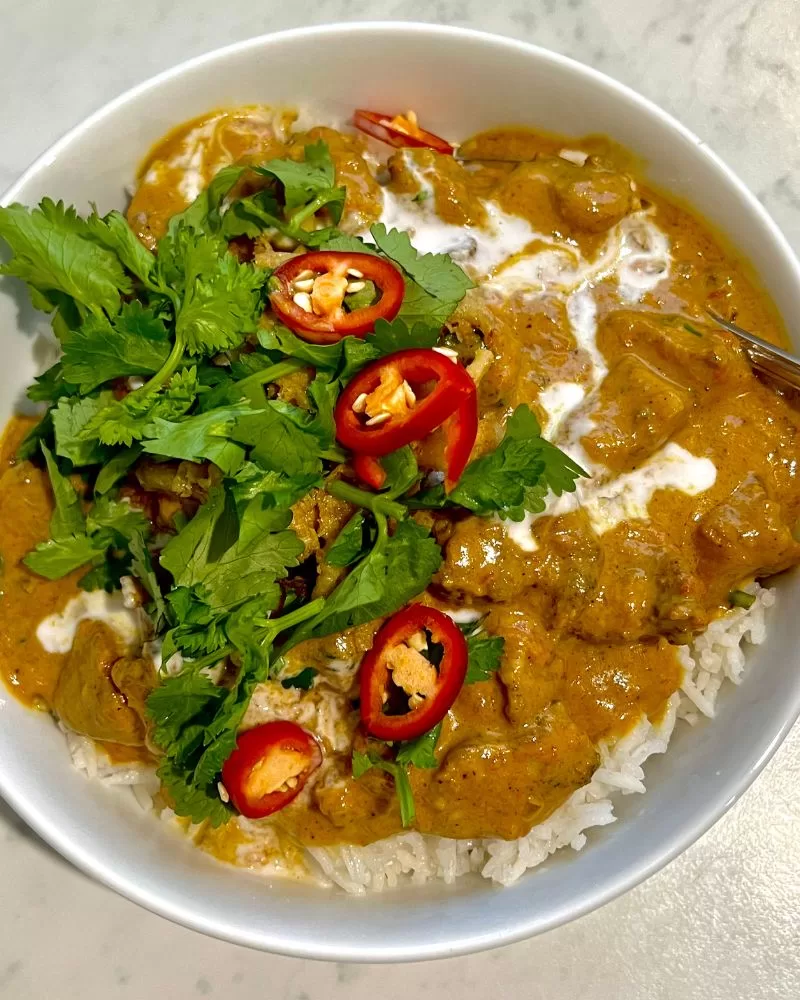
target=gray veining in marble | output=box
[1,1,800,998]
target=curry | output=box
[0,105,796,874]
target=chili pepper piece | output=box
[360,604,468,741]
[352,453,387,490]
[335,348,476,468]
[269,251,405,343]
[353,109,455,156]
[221,721,322,819]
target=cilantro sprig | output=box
[352,723,442,828]
[410,405,588,520]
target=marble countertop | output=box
[2,1,799,997]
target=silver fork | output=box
[705,308,800,391]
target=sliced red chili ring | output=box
[334,348,477,491]
[221,721,322,819]
[353,109,455,156]
[360,604,467,741]
[269,251,405,344]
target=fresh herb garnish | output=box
[410,404,588,520]
[352,723,442,827]
[457,619,505,683]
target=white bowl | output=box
[1,22,799,962]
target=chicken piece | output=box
[552,160,635,233]
[387,147,490,228]
[578,523,704,642]
[558,636,683,741]
[483,607,562,725]
[437,517,541,602]
[582,355,692,473]
[289,488,354,562]
[597,311,753,398]
[696,478,800,592]
[54,621,150,746]
[415,703,599,839]
[313,761,396,831]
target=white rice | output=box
[61,584,774,892]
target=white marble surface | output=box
[1,1,800,997]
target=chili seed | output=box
[365,413,391,427]
[433,346,459,360]
[402,381,417,406]
[406,631,427,652]
[292,291,313,312]
[293,277,315,292]
[346,280,366,294]
[217,781,230,804]
[347,267,364,279]
[352,392,369,413]
[295,269,316,281]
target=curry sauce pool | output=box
[0,105,793,889]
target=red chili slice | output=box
[269,251,405,344]
[221,721,322,819]
[353,109,455,156]
[334,348,477,491]
[360,604,467,741]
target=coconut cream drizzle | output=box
[36,591,148,655]
[371,154,715,552]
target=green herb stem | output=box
[234,359,305,395]
[326,479,406,521]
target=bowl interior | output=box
[1,23,799,961]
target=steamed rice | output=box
[63,583,775,892]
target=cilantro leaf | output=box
[40,442,84,538]
[94,446,142,495]
[160,486,302,615]
[24,534,106,580]
[370,223,474,304]
[230,463,320,508]
[167,165,248,238]
[159,484,232,590]
[141,403,250,474]
[396,723,442,768]
[80,368,199,447]
[157,758,232,827]
[325,511,368,568]
[26,362,79,404]
[258,321,379,375]
[365,317,439,354]
[449,405,588,519]
[0,198,133,317]
[231,403,325,478]
[85,495,149,544]
[457,620,505,684]
[159,230,267,356]
[23,444,148,581]
[84,209,157,287]
[255,140,346,222]
[60,302,171,392]
[129,532,170,629]
[52,394,112,466]
[192,501,303,614]
[284,517,442,649]
[380,446,420,497]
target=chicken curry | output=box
[0,106,796,869]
